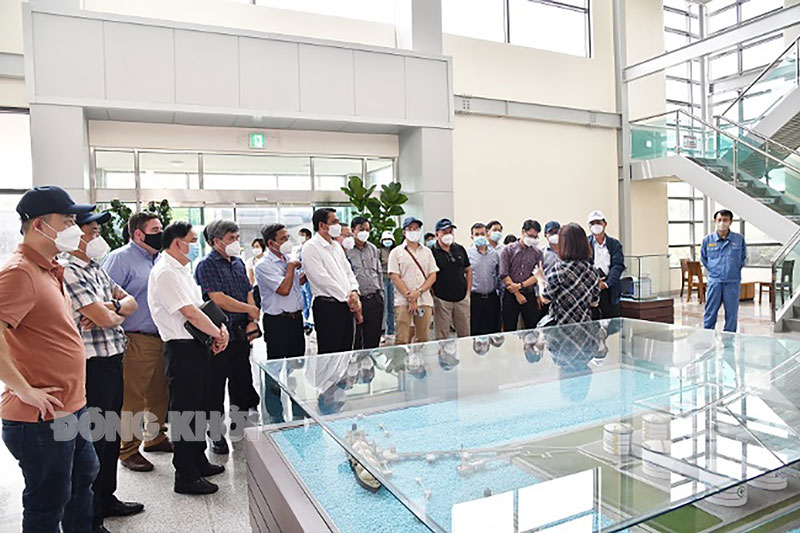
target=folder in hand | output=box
[184,300,228,346]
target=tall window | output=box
[442,0,592,58]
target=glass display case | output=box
[253,319,800,532]
[623,254,671,300]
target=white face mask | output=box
[224,240,242,257]
[490,231,503,243]
[279,240,294,256]
[716,221,731,232]
[441,234,455,246]
[328,224,342,238]
[300,236,307,244]
[342,236,355,250]
[84,236,110,260]
[406,230,422,243]
[252,247,263,256]
[548,235,559,245]
[523,236,539,247]
[356,230,370,243]
[42,221,83,253]
[590,224,604,236]
[382,239,393,248]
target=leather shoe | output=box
[103,496,144,518]
[174,477,218,495]
[198,462,225,477]
[93,525,111,533]
[143,439,173,453]
[120,452,154,472]
[210,437,229,455]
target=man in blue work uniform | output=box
[701,209,747,332]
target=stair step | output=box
[783,318,800,332]
[756,197,779,205]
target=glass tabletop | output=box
[259,319,800,532]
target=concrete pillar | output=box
[399,127,454,229]
[29,104,90,203]
[396,0,443,55]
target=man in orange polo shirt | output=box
[0,186,100,533]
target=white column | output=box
[396,0,443,55]
[399,127,454,228]
[29,104,91,203]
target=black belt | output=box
[471,292,497,299]
[127,331,160,337]
[315,296,344,304]
[267,311,302,320]
[361,292,382,300]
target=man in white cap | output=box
[587,210,625,319]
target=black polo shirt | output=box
[431,242,471,302]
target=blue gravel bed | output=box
[274,368,672,532]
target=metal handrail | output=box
[720,35,800,119]
[771,227,800,323]
[716,115,800,162]
[630,109,800,176]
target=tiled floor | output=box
[0,296,797,532]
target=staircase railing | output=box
[771,228,800,323]
[719,35,800,122]
[716,115,800,162]
[630,109,800,183]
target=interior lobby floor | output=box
[0,295,796,532]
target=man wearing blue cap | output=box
[388,216,439,345]
[0,186,100,532]
[63,211,145,530]
[431,218,472,340]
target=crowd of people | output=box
[0,185,749,533]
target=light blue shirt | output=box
[701,230,747,283]
[102,242,160,334]
[467,245,500,295]
[255,251,303,315]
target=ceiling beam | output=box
[624,4,800,82]
[453,95,621,129]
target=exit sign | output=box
[249,132,266,150]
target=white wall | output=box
[82,0,396,48]
[89,121,399,157]
[626,0,668,260]
[452,115,619,243]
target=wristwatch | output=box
[111,299,122,314]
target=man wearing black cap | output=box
[63,211,145,531]
[543,221,562,274]
[0,186,100,532]
[431,218,472,340]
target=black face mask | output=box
[143,231,164,252]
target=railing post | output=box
[796,38,799,85]
[733,139,738,188]
[675,110,681,155]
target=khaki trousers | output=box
[394,305,433,345]
[119,333,169,460]
[433,296,471,340]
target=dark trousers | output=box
[86,354,124,526]
[227,325,260,411]
[313,298,355,354]
[502,290,542,331]
[471,292,501,335]
[165,339,211,482]
[2,406,100,533]
[591,289,621,320]
[354,293,384,350]
[263,312,306,423]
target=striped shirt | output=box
[63,254,128,358]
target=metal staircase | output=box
[629,109,800,331]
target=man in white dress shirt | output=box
[148,221,229,496]
[301,208,362,354]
